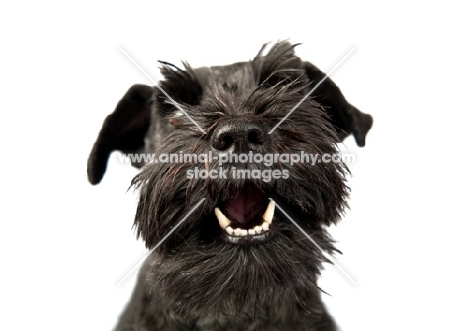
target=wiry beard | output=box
[145,218,337,320]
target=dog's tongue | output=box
[224,186,264,224]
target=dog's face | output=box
[88,42,372,319]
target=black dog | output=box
[88,41,372,330]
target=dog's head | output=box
[88,41,372,318]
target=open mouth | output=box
[214,186,276,244]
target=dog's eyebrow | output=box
[118,46,207,134]
[268,47,356,134]
[158,60,183,71]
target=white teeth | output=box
[231,225,268,237]
[215,207,231,229]
[262,200,275,224]
[215,201,275,237]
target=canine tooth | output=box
[225,226,234,235]
[248,229,255,235]
[215,207,231,229]
[262,222,269,231]
[254,225,263,234]
[240,229,248,236]
[262,200,275,224]
[233,228,242,236]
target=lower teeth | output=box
[225,223,269,237]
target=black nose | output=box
[211,120,265,152]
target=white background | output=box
[1,1,467,330]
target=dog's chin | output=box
[150,228,328,320]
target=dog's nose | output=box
[211,120,265,152]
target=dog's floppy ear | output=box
[87,84,154,185]
[304,61,373,146]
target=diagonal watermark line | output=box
[269,198,357,285]
[118,46,207,135]
[268,47,356,134]
[117,198,206,286]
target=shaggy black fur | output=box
[88,41,373,330]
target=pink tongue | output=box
[224,186,264,224]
